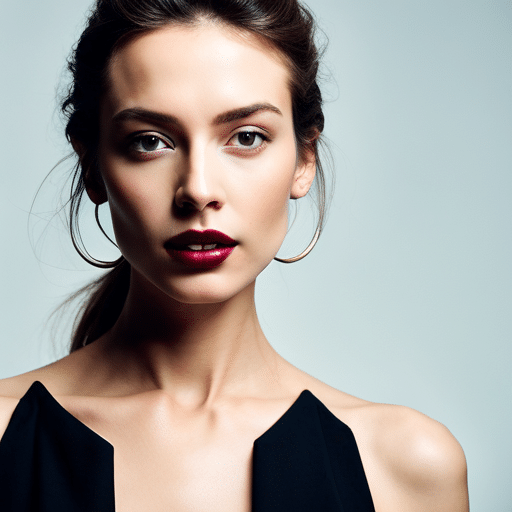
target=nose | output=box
[174,144,224,213]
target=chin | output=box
[160,272,258,306]
[130,246,277,306]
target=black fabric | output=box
[252,390,375,512]
[0,381,115,512]
[0,382,375,511]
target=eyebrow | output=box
[213,103,282,124]
[112,108,180,126]
[111,102,282,127]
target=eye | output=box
[226,130,268,150]
[128,133,175,155]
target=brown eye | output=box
[129,133,174,154]
[139,135,162,151]
[238,132,257,146]
[227,130,268,150]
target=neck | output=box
[98,270,281,407]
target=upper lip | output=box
[166,229,237,248]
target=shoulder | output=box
[370,403,467,483]
[302,378,468,511]
[0,395,19,443]
[0,375,36,442]
[351,401,469,511]
[0,367,65,442]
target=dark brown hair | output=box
[63,0,329,352]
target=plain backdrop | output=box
[1,1,511,510]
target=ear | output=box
[290,144,316,199]
[71,138,108,205]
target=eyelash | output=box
[126,128,270,161]
[127,132,175,160]
[226,130,270,152]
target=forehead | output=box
[104,22,293,120]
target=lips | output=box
[165,229,238,270]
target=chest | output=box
[109,425,254,512]
[1,384,376,512]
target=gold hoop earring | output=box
[274,224,321,263]
[71,204,124,269]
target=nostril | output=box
[173,200,195,218]
[174,196,192,210]
[173,172,225,212]
[174,195,222,213]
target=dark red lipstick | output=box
[165,229,237,270]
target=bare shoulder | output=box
[0,394,19,443]
[362,402,469,511]
[306,379,467,480]
[297,377,468,511]
[0,358,78,441]
[0,373,41,442]
[363,402,467,482]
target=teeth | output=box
[187,244,218,251]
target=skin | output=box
[0,22,469,512]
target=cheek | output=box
[251,180,289,230]
[237,149,297,254]
[100,160,172,248]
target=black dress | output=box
[0,381,375,511]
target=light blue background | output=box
[1,1,511,510]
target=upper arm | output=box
[372,406,469,512]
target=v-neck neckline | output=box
[1,381,375,512]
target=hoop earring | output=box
[274,224,321,263]
[95,204,118,249]
[71,204,124,269]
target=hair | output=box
[62,0,329,352]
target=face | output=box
[93,22,315,304]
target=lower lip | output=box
[167,246,235,270]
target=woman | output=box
[0,0,469,510]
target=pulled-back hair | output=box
[63,0,328,352]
